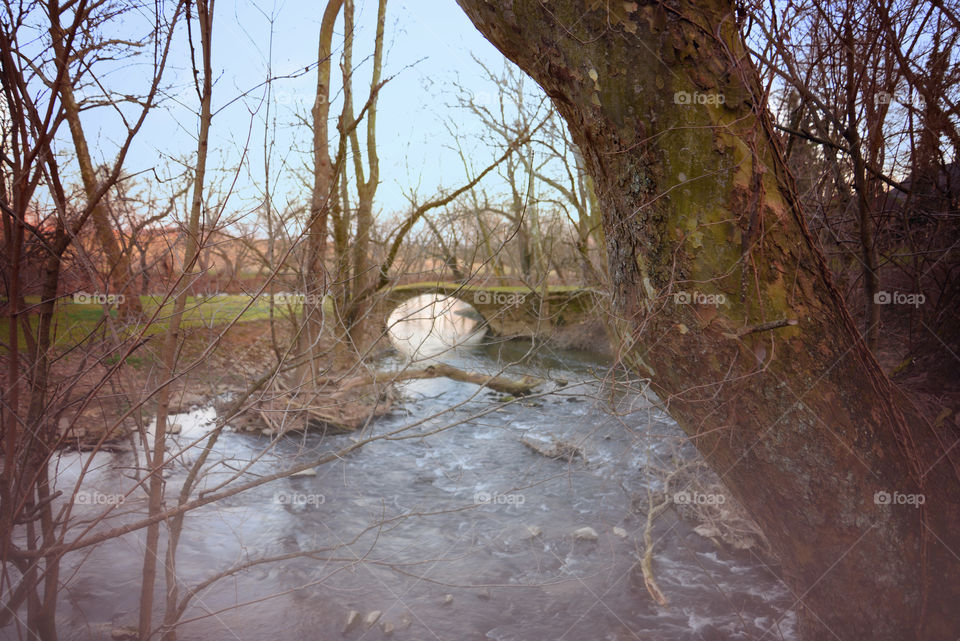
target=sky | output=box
[75,0,528,229]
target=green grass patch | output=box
[1,293,331,351]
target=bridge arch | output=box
[374,282,604,339]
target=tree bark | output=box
[48,7,143,318]
[341,0,387,351]
[455,1,959,639]
[299,0,344,382]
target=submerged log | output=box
[405,363,543,396]
[316,363,544,396]
[234,364,541,435]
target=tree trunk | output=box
[840,20,881,354]
[341,0,387,353]
[455,1,959,639]
[138,2,214,637]
[300,0,344,382]
[48,19,143,318]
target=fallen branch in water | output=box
[638,490,672,606]
[236,364,543,435]
[400,363,543,396]
[311,363,543,396]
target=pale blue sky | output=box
[77,0,525,228]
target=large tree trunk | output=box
[455,1,959,639]
[340,0,386,353]
[299,0,343,383]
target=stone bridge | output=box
[372,282,606,338]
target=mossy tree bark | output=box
[299,0,343,382]
[455,1,959,639]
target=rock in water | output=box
[380,621,395,636]
[342,610,361,634]
[520,436,584,462]
[612,526,628,538]
[364,611,381,627]
[573,526,599,541]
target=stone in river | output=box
[342,610,361,634]
[573,526,599,541]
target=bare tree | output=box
[0,2,183,637]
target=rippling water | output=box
[33,341,798,641]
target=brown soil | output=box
[57,319,301,449]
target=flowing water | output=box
[27,341,798,641]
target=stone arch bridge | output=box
[372,282,607,338]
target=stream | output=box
[34,340,798,641]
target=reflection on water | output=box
[386,293,487,358]
[34,343,797,641]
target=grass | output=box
[1,294,324,351]
[4,284,592,352]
